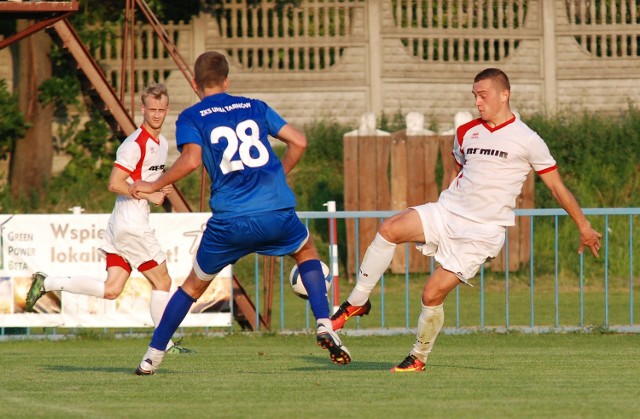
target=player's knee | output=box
[422,294,442,306]
[378,218,392,235]
[103,290,121,300]
[422,284,451,306]
[103,284,125,300]
[378,220,399,243]
[154,276,171,292]
[181,275,209,300]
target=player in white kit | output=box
[330,68,602,372]
[25,83,189,353]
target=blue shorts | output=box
[194,208,309,279]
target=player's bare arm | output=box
[276,124,307,175]
[130,143,202,197]
[447,160,462,186]
[539,168,602,257]
[108,165,165,205]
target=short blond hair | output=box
[141,82,169,106]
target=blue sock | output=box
[298,259,330,321]
[150,287,196,351]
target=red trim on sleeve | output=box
[536,165,558,175]
[114,163,132,174]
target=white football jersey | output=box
[100,126,168,268]
[114,126,168,185]
[439,116,556,226]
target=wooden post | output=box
[390,130,409,273]
[439,135,455,191]
[390,131,440,273]
[422,135,441,204]
[343,134,359,282]
[357,135,380,271]
[343,113,391,281]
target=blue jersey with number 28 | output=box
[176,93,297,217]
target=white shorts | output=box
[99,198,166,270]
[411,202,505,283]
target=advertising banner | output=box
[0,213,232,328]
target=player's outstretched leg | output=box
[25,272,47,312]
[316,324,351,365]
[330,299,372,331]
[134,347,166,375]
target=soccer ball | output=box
[289,261,332,300]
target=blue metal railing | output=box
[275,208,639,334]
[5,208,637,337]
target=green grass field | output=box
[1,333,639,418]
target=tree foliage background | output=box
[0,0,637,217]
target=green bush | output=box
[0,79,29,161]
[525,105,640,208]
[517,106,640,283]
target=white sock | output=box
[44,275,105,298]
[410,303,444,363]
[348,233,396,306]
[139,346,165,372]
[316,318,333,331]
[150,290,174,350]
[149,290,170,326]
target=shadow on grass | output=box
[290,355,501,372]
[290,355,394,371]
[46,364,139,374]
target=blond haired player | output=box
[331,68,602,372]
[25,83,190,353]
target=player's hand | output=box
[160,184,174,196]
[578,227,602,257]
[147,191,165,206]
[129,180,154,198]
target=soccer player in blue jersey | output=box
[130,51,350,375]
